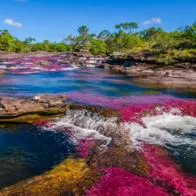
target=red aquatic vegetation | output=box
[162,99,196,117]
[0,55,74,74]
[68,93,181,109]
[119,97,196,122]
[119,104,154,123]
[141,144,196,196]
[87,167,168,196]
[33,120,50,127]
[28,94,196,196]
[77,139,96,158]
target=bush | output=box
[89,39,108,55]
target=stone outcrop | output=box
[0,95,121,123]
[101,55,196,90]
[60,52,108,67]
[0,95,69,123]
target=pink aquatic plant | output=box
[119,104,154,123]
[77,139,95,158]
[87,167,168,196]
[0,55,75,74]
[33,120,50,127]
[30,93,196,196]
[68,93,182,109]
[142,145,196,196]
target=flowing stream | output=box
[0,65,196,193]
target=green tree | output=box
[140,27,164,40]
[115,22,138,34]
[98,30,111,41]
[0,30,15,52]
[24,37,36,45]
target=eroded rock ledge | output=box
[0,95,119,123]
[101,56,196,90]
[0,95,68,122]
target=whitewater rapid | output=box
[45,109,118,150]
[124,112,196,148]
[42,108,196,151]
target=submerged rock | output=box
[89,146,149,177]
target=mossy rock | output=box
[0,158,100,196]
[88,147,150,177]
[0,107,69,123]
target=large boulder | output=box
[0,95,68,123]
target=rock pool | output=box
[0,124,75,189]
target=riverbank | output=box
[100,53,196,90]
[102,63,196,90]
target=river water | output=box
[0,67,195,193]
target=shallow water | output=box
[0,68,196,98]
[0,67,196,192]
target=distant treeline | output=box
[0,21,195,64]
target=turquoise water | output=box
[0,68,195,98]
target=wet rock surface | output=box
[0,52,107,74]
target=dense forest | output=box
[0,21,195,64]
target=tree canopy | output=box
[0,21,195,64]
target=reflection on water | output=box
[0,124,75,189]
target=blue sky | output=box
[0,0,195,42]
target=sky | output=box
[0,0,195,42]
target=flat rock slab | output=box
[102,63,196,90]
[0,95,68,116]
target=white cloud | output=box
[3,18,23,28]
[143,18,162,25]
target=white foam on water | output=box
[1,62,15,65]
[42,108,196,151]
[62,67,78,71]
[0,65,7,69]
[123,113,196,149]
[45,110,117,150]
